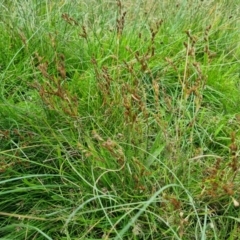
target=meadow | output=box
[0,0,240,239]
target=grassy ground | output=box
[0,0,240,239]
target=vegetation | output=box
[0,0,239,239]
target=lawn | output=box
[0,0,240,239]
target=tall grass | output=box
[0,0,239,239]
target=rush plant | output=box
[0,0,239,239]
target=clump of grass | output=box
[0,0,239,239]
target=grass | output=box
[0,0,240,239]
